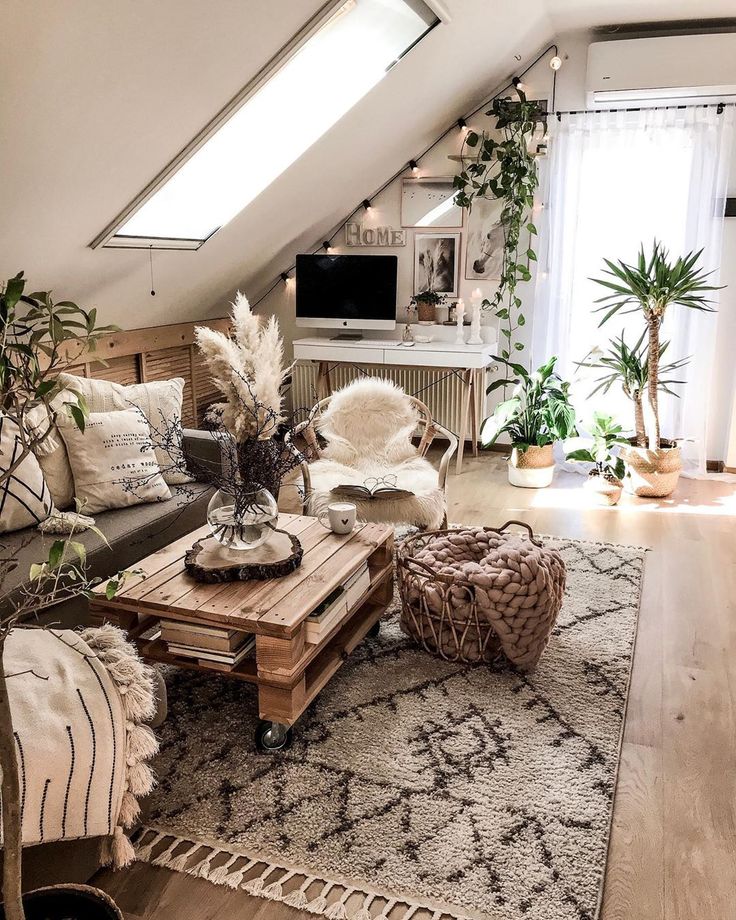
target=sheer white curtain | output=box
[534,106,734,474]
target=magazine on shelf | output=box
[306,586,348,642]
[165,634,256,667]
[160,621,244,653]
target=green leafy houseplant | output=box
[454,91,546,361]
[577,332,689,447]
[566,412,628,480]
[480,356,576,488]
[0,272,127,920]
[592,241,719,451]
[410,290,446,324]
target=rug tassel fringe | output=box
[134,827,476,920]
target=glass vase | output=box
[206,487,278,551]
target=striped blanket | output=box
[2,624,158,867]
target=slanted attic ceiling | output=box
[0,0,733,329]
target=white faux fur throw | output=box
[1,625,158,868]
[307,378,446,529]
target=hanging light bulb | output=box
[362,199,372,211]
[549,55,562,71]
[280,272,289,283]
[409,160,419,175]
[512,76,526,93]
[457,118,468,132]
[322,241,332,252]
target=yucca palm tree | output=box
[591,242,720,450]
[577,331,689,447]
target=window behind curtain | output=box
[534,106,733,471]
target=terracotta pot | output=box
[508,443,555,488]
[621,443,681,498]
[584,471,623,506]
[416,301,436,324]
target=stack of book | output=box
[306,563,371,642]
[160,621,255,671]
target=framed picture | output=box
[414,232,460,296]
[401,177,463,229]
[464,197,504,281]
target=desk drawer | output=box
[293,343,385,364]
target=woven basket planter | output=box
[622,443,681,497]
[397,521,566,671]
[508,444,555,488]
[584,472,624,506]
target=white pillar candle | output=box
[468,288,483,344]
[455,298,466,344]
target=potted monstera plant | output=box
[592,242,720,497]
[480,356,577,488]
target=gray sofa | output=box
[0,429,219,626]
[0,429,219,888]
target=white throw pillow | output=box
[57,373,194,485]
[57,409,171,514]
[24,391,78,510]
[0,414,53,533]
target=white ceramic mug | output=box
[318,501,357,534]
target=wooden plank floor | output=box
[94,452,736,920]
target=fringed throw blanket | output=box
[1,624,158,867]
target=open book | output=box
[333,483,414,501]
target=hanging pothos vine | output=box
[453,91,546,375]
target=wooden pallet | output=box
[90,514,394,730]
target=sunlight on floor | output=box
[529,473,736,516]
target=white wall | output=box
[0,0,552,331]
[261,53,556,358]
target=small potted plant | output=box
[480,355,577,488]
[591,241,720,496]
[410,290,446,324]
[565,412,628,506]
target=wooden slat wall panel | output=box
[50,318,228,429]
[89,354,140,386]
[192,350,220,427]
[142,345,196,427]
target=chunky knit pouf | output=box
[397,522,566,670]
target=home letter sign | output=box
[345,221,406,247]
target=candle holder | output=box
[455,298,466,344]
[468,288,483,345]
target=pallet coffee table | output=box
[90,513,394,751]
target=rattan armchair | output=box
[287,392,458,529]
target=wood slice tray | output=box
[184,529,303,583]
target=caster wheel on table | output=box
[255,720,293,753]
[367,619,381,639]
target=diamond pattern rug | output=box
[137,534,645,920]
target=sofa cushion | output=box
[0,414,53,533]
[0,482,212,622]
[24,390,78,509]
[57,408,172,514]
[58,373,194,485]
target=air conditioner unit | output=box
[586,33,736,107]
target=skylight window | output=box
[95,0,439,250]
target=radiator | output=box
[291,361,489,441]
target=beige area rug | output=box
[135,534,646,920]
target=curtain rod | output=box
[554,101,733,119]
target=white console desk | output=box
[293,333,497,473]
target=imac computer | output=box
[295,253,397,340]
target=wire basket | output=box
[397,521,564,668]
